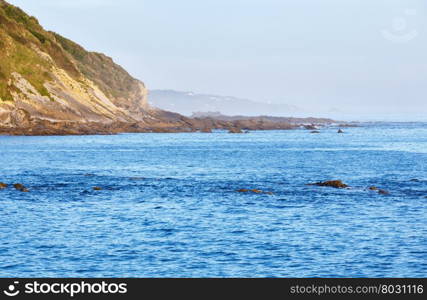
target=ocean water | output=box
[0,123,426,278]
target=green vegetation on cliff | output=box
[0,1,53,100]
[0,0,141,102]
[52,33,141,99]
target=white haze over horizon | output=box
[8,0,427,121]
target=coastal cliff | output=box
[0,1,339,135]
[0,0,185,134]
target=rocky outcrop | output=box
[200,127,212,133]
[192,112,335,125]
[304,125,318,130]
[308,180,349,189]
[229,127,243,134]
[13,183,29,192]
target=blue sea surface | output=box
[0,123,426,277]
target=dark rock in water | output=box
[410,179,420,182]
[13,183,29,192]
[338,129,344,133]
[93,186,103,191]
[0,182,7,189]
[84,173,96,177]
[304,124,317,130]
[13,183,25,190]
[309,180,349,189]
[378,189,390,195]
[229,127,243,134]
[251,189,263,194]
[368,186,389,195]
[244,130,250,134]
[311,130,320,134]
[201,128,212,133]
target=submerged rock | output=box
[309,180,349,189]
[368,186,389,195]
[378,189,390,195]
[0,182,7,189]
[237,189,273,195]
[13,183,29,192]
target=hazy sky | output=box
[8,0,427,117]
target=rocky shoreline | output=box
[0,114,348,136]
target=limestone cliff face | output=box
[0,0,156,129]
